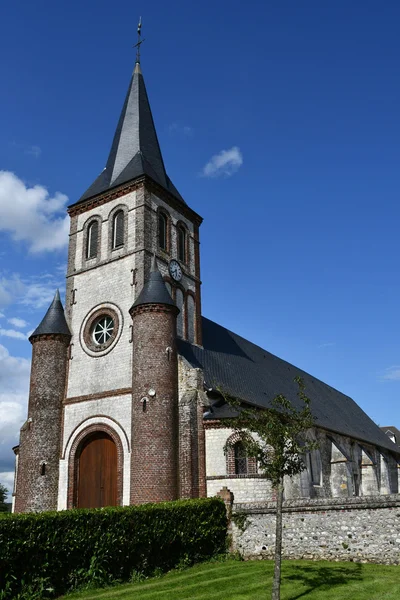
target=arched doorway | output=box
[77,432,117,508]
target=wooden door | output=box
[77,432,117,508]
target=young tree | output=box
[223,377,317,600]
[0,483,9,512]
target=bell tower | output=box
[58,27,202,509]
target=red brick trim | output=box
[63,415,130,459]
[203,420,226,429]
[30,334,71,345]
[68,179,145,217]
[68,177,203,226]
[225,432,258,476]
[130,303,179,317]
[207,474,266,480]
[67,423,124,508]
[64,387,132,404]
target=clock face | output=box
[169,259,182,282]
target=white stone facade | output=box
[58,395,132,509]
[205,427,273,503]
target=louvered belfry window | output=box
[177,224,186,262]
[159,212,167,250]
[112,210,124,249]
[234,442,248,475]
[87,221,99,259]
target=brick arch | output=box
[225,432,258,476]
[67,423,124,508]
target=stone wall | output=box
[232,495,400,564]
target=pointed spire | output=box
[131,255,177,311]
[29,290,71,342]
[74,29,185,207]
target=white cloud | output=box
[7,318,27,328]
[0,272,64,310]
[380,366,400,381]
[0,312,4,318]
[0,329,27,340]
[0,273,25,308]
[318,342,335,349]
[202,146,243,178]
[0,171,69,253]
[0,344,30,476]
[11,141,42,159]
[26,145,41,158]
[168,123,193,137]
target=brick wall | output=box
[130,303,179,503]
[14,335,69,513]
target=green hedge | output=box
[0,498,227,599]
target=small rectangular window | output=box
[113,211,124,249]
[87,221,99,259]
[159,213,167,250]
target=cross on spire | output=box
[133,17,145,64]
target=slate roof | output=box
[29,290,71,341]
[380,426,400,448]
[71,63,185,207]
[178,317,400,455]
[131,256,176,310]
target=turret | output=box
[129,256,179,503]
[14,291,71,512]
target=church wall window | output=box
[186,293,195,343]
[158,210,170,253]
[86,220,99,259]
[175,288,184,338]
[177,223,188,263]
[225,432,258,476]
[234,442,248,475]
[80,304,123,357]
[112,210,124,249]
[307,448,322,486]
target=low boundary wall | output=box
[231,495,400,564]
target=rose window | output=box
[92,316,115,345]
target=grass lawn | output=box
[62,559,400,600]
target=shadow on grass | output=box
[284,562,363,599]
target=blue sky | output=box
[1,1,400,497]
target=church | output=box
[12,41,400,513]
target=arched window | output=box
[86,221,99,259]
[159,212,168,251]
[234,442,248,475]
[176,288,184,338]
[186,294,195,343]
[177,224,187,263]
[112,210,124,249]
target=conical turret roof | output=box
[131,255,177,311]
[73,62,185,206]
[29,290,71,341]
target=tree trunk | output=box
[271,478,284,600]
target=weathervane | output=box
[133,17,145,63]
